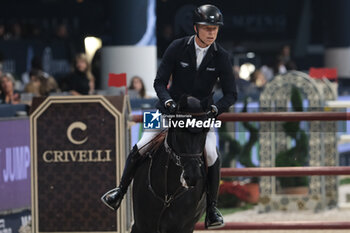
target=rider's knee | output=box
[206,147,218,166]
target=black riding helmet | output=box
[193,4,224,26]
[193,5,223,46]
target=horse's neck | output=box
[151,144,183,196]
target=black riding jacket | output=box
[154,35,237,115]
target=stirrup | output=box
[206,221,225,230]
[205,206,225,229]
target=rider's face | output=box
[194,25,219,47]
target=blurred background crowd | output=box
[0,0,347,107]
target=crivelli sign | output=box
[30,95,129,233]
[41,121,112,163]
[0,119,31,211]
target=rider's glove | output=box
[165,99,177,114]
[206,105,218,118]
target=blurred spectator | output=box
[46,74,59,94]
[128,76,149,99]
[9,22,22,40]
[232,65,250,99]
[0,73,20,104]
[250,70,267,88]
[245,70,267,99]
[61,53,94,95]
[28,23,41,39]
[91,48,101,89]
[0,63,3,78]
[279,44,297,70]
[260,64,274,82]
[52,23,76,67]
[0,24,5,40]
[24,70,42,97]
[22,56,51,86]
[273,45,297,75]
[24,69,59,97]
[273,56,287,75]
[54,23,69,40]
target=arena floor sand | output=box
[195,207,350,233]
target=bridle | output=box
[163,110,209,168]
[164,133,203,168]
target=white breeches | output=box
[137,127,218,167]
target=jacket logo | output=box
[206,67,216,71]
[180,62,189,68]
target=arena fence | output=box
[132,111,350,123]
[195,221,350,230]
[132,112,350,230]
[195,166,350,230]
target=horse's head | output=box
[166,95,214,187]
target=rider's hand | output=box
[165,100,177,114]
[206,105,218,118]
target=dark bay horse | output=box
[131,96,211,233]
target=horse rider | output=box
[102,4,237,229]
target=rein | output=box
[147,133,203,205]
[147,151,189,207]
[146,132,205,233]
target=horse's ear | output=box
[178,94,188,109]
[200,92,214,110]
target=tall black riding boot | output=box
[205,157,224,229]
[101,145,142,211]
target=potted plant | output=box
[218,98,260,203]
[275,86,309,194]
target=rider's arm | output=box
[215,52,238,115]
[153,39,181,106]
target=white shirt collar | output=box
[194,37,210,53]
